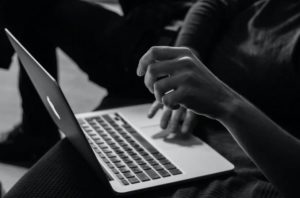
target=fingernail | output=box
[182,126,188,134]
[137,69,141,76]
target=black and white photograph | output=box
[0,0,299,197]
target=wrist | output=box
[214,89,244,122]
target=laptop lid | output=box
[5,28,112,189]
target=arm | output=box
[176,0,256,61]
[137,46,300,197]
[148,0,258,134]
[219,92,300,198]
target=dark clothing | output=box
[0,0,192,136]
[177,0,300,138]
[1,0,299,197]
[4,128,283,198]
[0,0,192,69]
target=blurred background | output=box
[0,0,119,193]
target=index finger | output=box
[148,100,163,118]
[137,46,192,76]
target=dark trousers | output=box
[15,0,159,137]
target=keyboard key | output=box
[136,159,146,165]
[128,151,137,156]
[111,145,119,150]
[123,158,133,164]
[124,147,132,152]
[132,155,142,161]
[119,142,128,147]
[118,153,127,158]
[103,148,112,153]
[115,162,125,168]
[107,153,116,158]
[111,168,119,174]
[159,158,170,165]
[145,169,160,180]
[140,164,151,170]
[95,140,104,144]
[111,157,121,163]
[98,152,105,158]
[144,155,154,161]
[148,148,159,154]
[94,147,101,153]
[157,169,171,177]
[128,177,140,184]
[123,172,134,178]
[153,165,164,171]
[127,163,138,169]
[121,179,129,185]
[119,167,130,173]
[153,153,165,160]
[116,174,124,180]
[164,163,177,170]
[140,151,148,156]
[149,160,158,166]
[131,167,142,173]
[136,172,150,182]
[103,158,109,163]
[115,150,124,155]
[107,163,114,169]
[169,168,182,175]
[99,145,108,149]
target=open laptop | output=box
[5,28,234,195]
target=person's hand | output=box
[137,46,236,119]
[148,100,197,135]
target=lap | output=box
[4,127,282,198]
[3,138,176,198]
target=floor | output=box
[0,49,106,193]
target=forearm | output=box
[176,0,255,61]
[218,94,300,197]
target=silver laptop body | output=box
[5,29,234,195]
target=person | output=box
[2,0,300,197]
[143,0,300,142]
[0,0,194,165]
[138,46,300,197]
[136,0,300,197]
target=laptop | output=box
[5,28,234,195]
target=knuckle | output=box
[153,82,161,92]
[143,75,148,86]
[153,82,163,96]
[181,71,194,83]
[181,47,193,56]
[163,95,172,107]
[149,46,159,57]
[180,86,190,99]
[186,71,195,80]
[178,56,194,68]
[147,64,156,76]
[144,74,152,91]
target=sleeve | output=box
[175,0,257,62]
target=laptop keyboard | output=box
[78,113,182,186]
